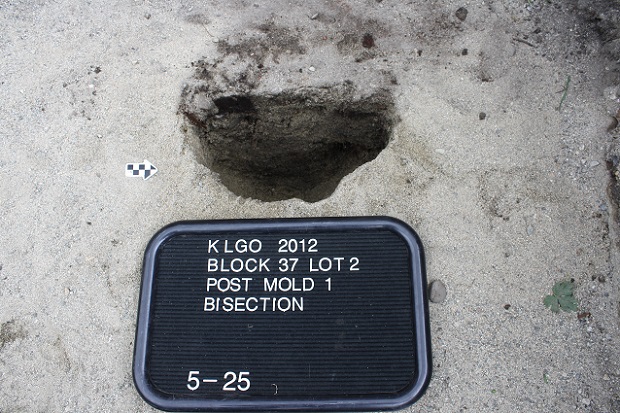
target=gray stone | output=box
[429,280,447,303]
[455,7,468,21]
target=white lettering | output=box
[208,258,219,272]
[230,258,244,272]
[206,258,271,273]
[204,296,304,312]
[204,296,216,311]
[246,297,258,312]
[222,297,233,311]
[219,239,263,253]
[249,239,262,253]
[259,258,270,272]
[309,257,346,272]
[206,277,217,291]
[278,297,291,312]
[208,240,219,253]
[264,278,277,292]
[292,297,303,311]
[262,277,315,292]
[235,239,248,253]
[206,277,252,292]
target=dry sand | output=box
[1,0,620,411]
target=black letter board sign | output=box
[133,217,431,412]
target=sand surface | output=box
[1,0,620,411]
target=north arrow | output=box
[126,160,158,180]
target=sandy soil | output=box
[1,0,620,411]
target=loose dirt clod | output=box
[362,33,375,49]
[180,82,396,202]
[0,320,27,350]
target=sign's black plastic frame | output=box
[133,216,431,412]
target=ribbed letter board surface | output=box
[133,217,431,412]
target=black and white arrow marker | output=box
[125,160,157,180]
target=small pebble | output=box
[435,148,446,154]
[479,112,487,120]
[428,280,447,303]
[589,160,600,167]
[603,374,610,381]
[308,66,316,72]
[527,225,534,235]
[582,398,590,407]
[455,7,468,21]
[212,37,220,43]
[310,13,319,20]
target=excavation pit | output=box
[181,85,395,202]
